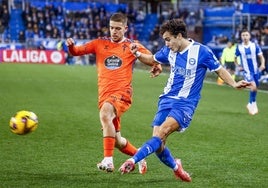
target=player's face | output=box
[109,21,128,42]
[241,31,251,44]
[162,31,183,52]
[227,41,232,48]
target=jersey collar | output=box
[179,39,195,54]
[111,37,126,43]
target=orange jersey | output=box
[68,37,151,108]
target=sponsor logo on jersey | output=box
[104,55,122,69]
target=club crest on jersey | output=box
[104,55,122,70]
[188,58,196,65]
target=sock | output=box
[119,141,138,156]
[132,136,162,163]
[249,91,257,103]
[156,147,176,169]
[103,137,115,157]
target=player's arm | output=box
[216,67,251,89]
[258,53,265,71]
[131,43,155,65]
[234,55,244,72]
[234,45,239,66]
[234,55,239,66]
[65,38,90,56]
[130,43,162,77]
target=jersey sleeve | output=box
[255,43,263,55]
[235,45,240,57]
[153,46,170,64]
[202,46,221,72]
[136,42,152,55]
[68,39,98,56]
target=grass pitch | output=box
[0,63,267,188]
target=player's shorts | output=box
[99,90,132,131]
[244,72,260,86]
[152,97,196,132]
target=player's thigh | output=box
[101,93,131,117]
[99,102,116,121]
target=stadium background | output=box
[0,1,268,187]
[0,0,268,84]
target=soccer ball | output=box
[9,110,38,135]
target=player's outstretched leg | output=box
[155,147,176,169]
[173,159,191,182]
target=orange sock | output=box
[103,137,115,157]
[119,141,138,156]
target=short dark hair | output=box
[110,12,128,26]
[241,28,250,34]
[160,19,187,38]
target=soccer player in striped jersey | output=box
[119,19,251,181]
[234,29,265,115]
[66,13,161,174]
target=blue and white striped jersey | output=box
[154,40,221,107]
[235,41,263,75]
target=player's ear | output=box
[174,33,181,39]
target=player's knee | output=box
[99,111,115,126]
[99,103,116,123]
[156,127,172,140]
[99,113,110,124]
[251,85,257,91]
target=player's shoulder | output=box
[193,41,212,54]
[96,36,111,41]
[190,40,208,51]
[123,38,142,45]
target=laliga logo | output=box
[50,51,63,64]
[1,49,65,64]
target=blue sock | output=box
[132,136,162,163]
[156,147,176,169]
[249,91,257,103]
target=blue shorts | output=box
[152,97,196,132]
[244,72,260,86]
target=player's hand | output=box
[234,80,252,89]
[65,38,75,47]
[259,64,265,72]
[150,63,162,78]
[130,43,138,54]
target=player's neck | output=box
[178,39,192,52]
[111,37,126,43]
[243,40,250,46]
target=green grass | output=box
[0,63,267,188]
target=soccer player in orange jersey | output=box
[66,12,161,173]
